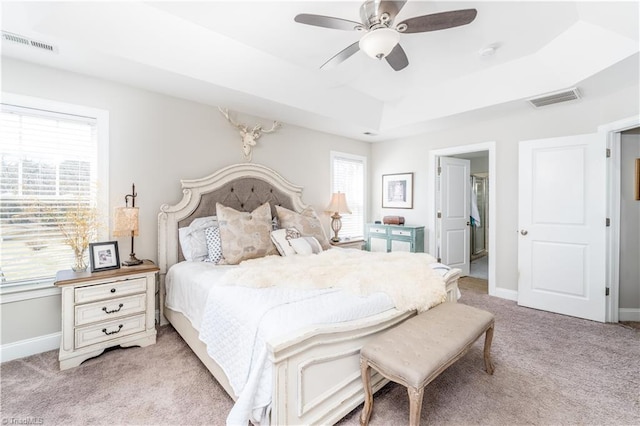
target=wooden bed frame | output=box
[157,163,461,425]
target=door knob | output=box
[520,229,528,236]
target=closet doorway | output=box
[428,142,496,296]
[453,154,489,281]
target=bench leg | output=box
[484,323,495,375]
[407,386,424,426]
[360,358,373,426]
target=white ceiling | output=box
[1,1,638,141]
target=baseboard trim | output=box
[494,287,518,301]
[619,308,640,322]
[1,332,60,363]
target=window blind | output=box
[331,153,365,238]
[1,104,98,286]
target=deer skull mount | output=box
[218,107,281,162]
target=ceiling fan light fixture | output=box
[359,28,400,59]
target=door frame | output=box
[600,115,640,323]
[427,141,497,297]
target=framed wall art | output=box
[89,241,121,272]
[382,172,413,209]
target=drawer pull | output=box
[110,288,116,293]
[102,303,124,314]
[102,325,123,335]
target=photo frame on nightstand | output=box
[89,241,121,272]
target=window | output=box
[330,151,366,239]
[0,94,108,288]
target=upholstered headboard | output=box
[157,163,310,325]
[177,177,295,230]
[158,163,308,273]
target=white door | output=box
[518,134,606,322]
[437,156,470,276]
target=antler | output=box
[257,121,281,134]
[218,107,244,130]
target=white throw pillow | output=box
[430,262,451,277]
[289,236,323,256]
[178,216,218,261]
[270,228,301,257]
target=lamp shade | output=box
[325,192,352,214]
[113,207,139,237]
[359,28,400,59]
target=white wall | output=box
[0,58,370,351]
[371,86,640,294]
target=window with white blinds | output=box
[1,95,107,287]
[330,152,366,239]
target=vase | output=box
[72,249,88,272]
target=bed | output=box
[157,162,461,425]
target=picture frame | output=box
[89,241,121,273]
[382,172,414,209]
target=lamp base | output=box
[330,213,342,243]
[122,254,143,267]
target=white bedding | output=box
[165,252,451,426]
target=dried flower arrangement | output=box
[57,203,101,271]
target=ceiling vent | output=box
[527,87,581,108]
[2,31,58,53]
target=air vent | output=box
[2,31,58,53]
[527,87,581,108]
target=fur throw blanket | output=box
[219,249,447,312]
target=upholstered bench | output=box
[360,302,495,426]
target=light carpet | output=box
[1,285,638,425]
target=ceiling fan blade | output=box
[320,41,361,70]
[385,43,409,71]
[294,13,362,31]
[381,0,408,19]
[397,9,477,34]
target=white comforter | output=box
[165,249,448,426]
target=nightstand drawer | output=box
[75,278,147,304]
[369,227,388,235]
[75,294,147,326]
[390,229,413,237]
[75,314,146,349]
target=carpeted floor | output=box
[1,284,638,425]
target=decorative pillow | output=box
[430,262,451,277]
[216,202,277,264]
[289,236,323,256]
[178,216,217,261]
[275,205,331,250]
[203,226,223,264]
[270,228,301,257]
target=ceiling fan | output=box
[294,0,477,71]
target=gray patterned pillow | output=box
[203,226,223,264]
[275,205,331,250]
[216,202,278,264]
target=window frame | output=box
[0,92,109,300]
[329,151,367,239]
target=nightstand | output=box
[54,260,159,370]
[365,223,425,253]
[330,238,365,250]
